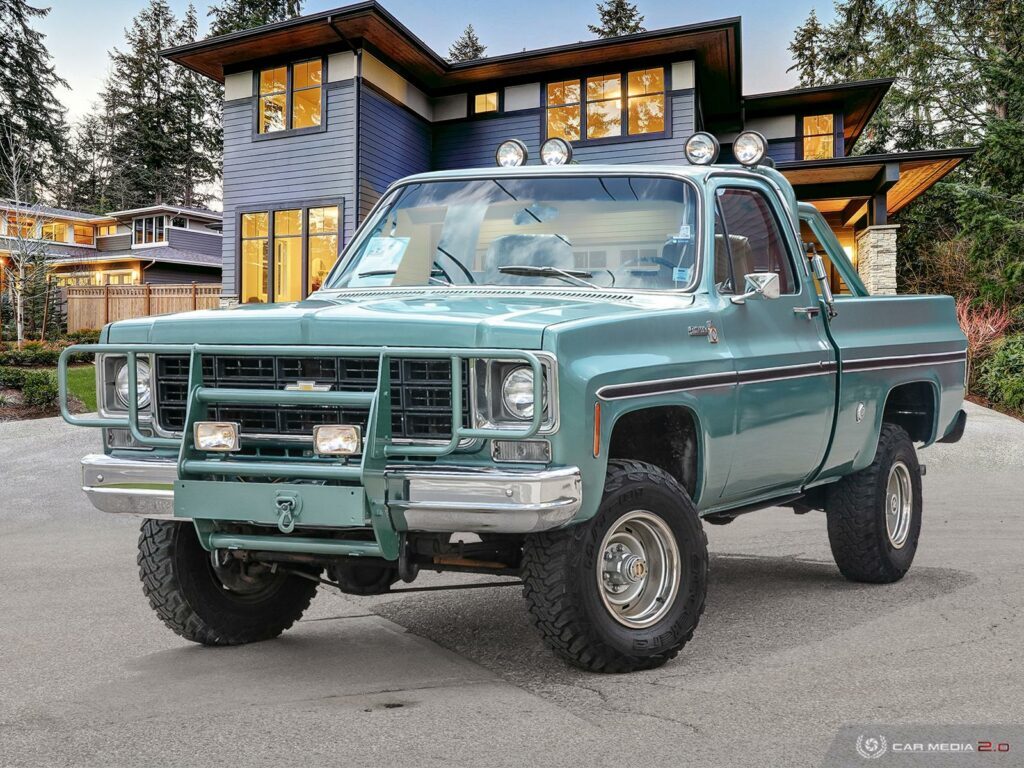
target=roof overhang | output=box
[162,1,743,129]
[779,147,976,226]
[744,78,893,154]
[104,205,222,223]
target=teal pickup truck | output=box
[60,132,967,673]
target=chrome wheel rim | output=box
[885,461,913,549]
[597,510,680,628]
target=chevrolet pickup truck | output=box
[59,132,968,673]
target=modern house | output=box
[0,200,222,287]
[162,0,974,304]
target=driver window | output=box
[714,187,797,295]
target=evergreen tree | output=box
[54,112,115,213]
[787,10,825,87]
[588,0,645,38]
[0,0,68,201]
[447,24,486,63]
[208,0,303,36]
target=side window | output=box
[714,187,797,295]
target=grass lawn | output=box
[66,365,97,412]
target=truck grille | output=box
[154,354,470,442]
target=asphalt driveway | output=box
[1,403,1021,767]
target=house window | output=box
[473,92,499,114]
[241,205,340,303]
[171,216,187,228]
[547,68,666,143]
[133,216,166,245]
[6,213,35,238]
[258,58,323,134]
[802,114,835,160]
[41,222,68,242]
[74,224,94,245]
[97,224,118,237]
[307,206,339,294]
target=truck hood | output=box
[105,289,694,349]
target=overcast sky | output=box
[40,0,832,121]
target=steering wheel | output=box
[435,248,476,284]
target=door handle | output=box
[793,306,821,319]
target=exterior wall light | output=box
[684,132,720,165]
[495,139,528,167]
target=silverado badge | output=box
[688,321,719,343]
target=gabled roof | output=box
[162,1,744,130]
[744,78,893,154]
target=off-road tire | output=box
[826,424,923,583]
[138,519,318,645]
[522,460,708,673]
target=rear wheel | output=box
[826,424,923,583]
[522,460,708,673]
[137,519,318,645]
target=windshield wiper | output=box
[356,268,452,286]
[498,265,598,288]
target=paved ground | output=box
[1,403,1021,767]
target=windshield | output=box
[325,176,699,291]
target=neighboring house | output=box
[0,201,222,289]
[162,1,973,303]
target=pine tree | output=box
[208,0,303,36]
[787,10,825,87]
[447,24,486,62]
[0,0,68,201]
[588,0,645,38]
[54,113,115,213]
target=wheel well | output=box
[608,406,698,498]
[883,381,936,443]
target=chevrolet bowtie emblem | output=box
[285,380,332,392]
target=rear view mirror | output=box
[731,272,780,304]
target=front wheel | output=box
[521,460,708,673]
[825,424,923,583]
[137,519,318,645]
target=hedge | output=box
[21,370,60,408]
[977,334,1024,412]
[0,365,27,388]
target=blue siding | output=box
[220,81,357,297]
[358,85,432,220]
[97,234,131,251]
[143,263,219,285]
[167,226,221,257]
[767,139,797,163]
[432,90,695,170]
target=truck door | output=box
[712,181,837,502]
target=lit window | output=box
[802,114,835,160]
[546,80,581,141]
[41,222,68,242]
[474,92,498,114]
[241,212,269,303]
[586,74,621,139]
[74,224,94,245]
[259,59,322,134]
[6,213,35,238]
[273,209,302,302]
[307,206,339,294]
[133,216,165,245]
[98,224,118,237]
[627,68,665,135]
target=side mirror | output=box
[731,272,780,304]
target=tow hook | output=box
[274,491,303,533]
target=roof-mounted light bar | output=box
[733,131,768,167]
[684,132,720,165]
[540,137,573,166]
[496,139,528,167]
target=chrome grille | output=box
[154,354,469,441]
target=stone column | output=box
[855,224,899,295]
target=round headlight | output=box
[684,132,720,165]
[495,138,528,168]
[540,137,573,166]
[501,366,536,419]
[115,360,151,408]
[733,131,768,166]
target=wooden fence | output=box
[66,283,223,332]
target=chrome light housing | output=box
[502,366,537,419]
[313,425,361,456]
[496,138,528,167]
[113,358,151,408]
[193,421,240,452]
[540,137,573,166]
[684,132,720,165]
[733,130,768,166]
[473,356,557,432]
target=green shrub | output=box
[62,329,102,344]
[0,347,61,367]
[977,334,1024,412]
[0,366,26,388]
[21,370,59,408]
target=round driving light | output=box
[540,137,573,166]
[733,131,768,166]
[495,138,528,168]
[114,359,151,408]
[501,366,536,419]
[684,132,720,165]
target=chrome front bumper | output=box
[80,454,582,533]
